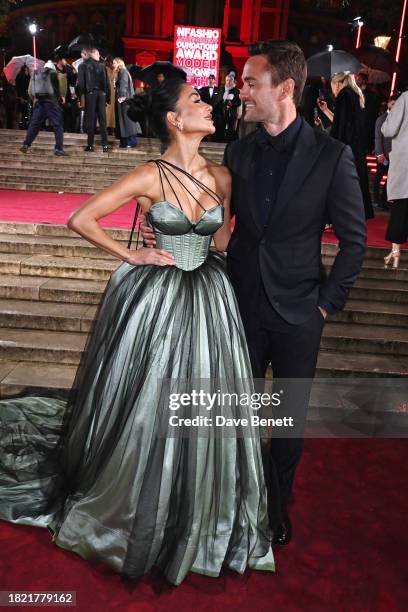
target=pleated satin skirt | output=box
[0,252,274,585]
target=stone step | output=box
[0,328,86,364]
[0,361,76,397]
[0,232,129,259]
[324,256,408,281]
[349,278,408,303]
[334,299,408,327]
[316,350,408,377]
[0,275,107,304]
[0,222,130,240]
[0,253,119,280]
[321,322,408,356]
[0,181,95,193]
[0,298,96,332]
[1,174,113,189]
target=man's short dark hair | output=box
[209,74,215,79]
[248,40,307,107]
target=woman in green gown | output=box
[0,77,274,585]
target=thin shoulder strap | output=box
[151,159,223,209]
[149,159,183,210]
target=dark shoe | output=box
[54,149,67,156]
[84,145,94,152]
[102,145,109,153]
[272,515,292,545]
[20,144,29,153]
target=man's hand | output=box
[318,306,328,319]
[140,213,156,248]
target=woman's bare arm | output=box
[67,164,175,266]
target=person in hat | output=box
[20,59,67,156]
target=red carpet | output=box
[1,439,407,611]
[0,190,136,229]
[0,190,407,249]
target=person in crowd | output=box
[1,70,17,128]
[198,74,222,141]
[301,76,333,130]
[112,57,138,148]
[77,47,109,152]
[317,71,374,219]
[20,60,67,156]
[55,55,79,133]
[373,94,399,210]
[15,65,31,129]
[198,73,222,110]
[356,71,381,153]
[381,90,408,269]
[217,71,241,142]
[105,55,116,136]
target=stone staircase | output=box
[0,129,226,193]
[0,220,407,396]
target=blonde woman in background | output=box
[104,56,116,135]
[318,71,374,219]
[112,57,138,148]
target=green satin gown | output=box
[0,160,274,585]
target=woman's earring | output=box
[176,121,183,131]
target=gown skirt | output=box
[0,251,274,585]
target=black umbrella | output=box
[53,45,70,59]
[68,34,98,54]
[307,47,361,78]
[355,45,397,73]
[138,61,187,87]
[128,64,144,80]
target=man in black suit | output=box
[198,74,221,107]
[77,47,109,152]
[224,40,366,544]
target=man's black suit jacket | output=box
[77,58,110,102]
[223,119,367,326]
[198,86,222,110]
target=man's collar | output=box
[256,114,302,152]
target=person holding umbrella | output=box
[317,71,374,219]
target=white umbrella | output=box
[3,55,45,84]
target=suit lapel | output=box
[270,121,322,222]
[241,135,263,232]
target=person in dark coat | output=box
[15,65,31,129]
[112,58,137,148]
[317,72,374,219]
[199,74,222,109]
[77,48,110,152]
[373,96,399,209]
